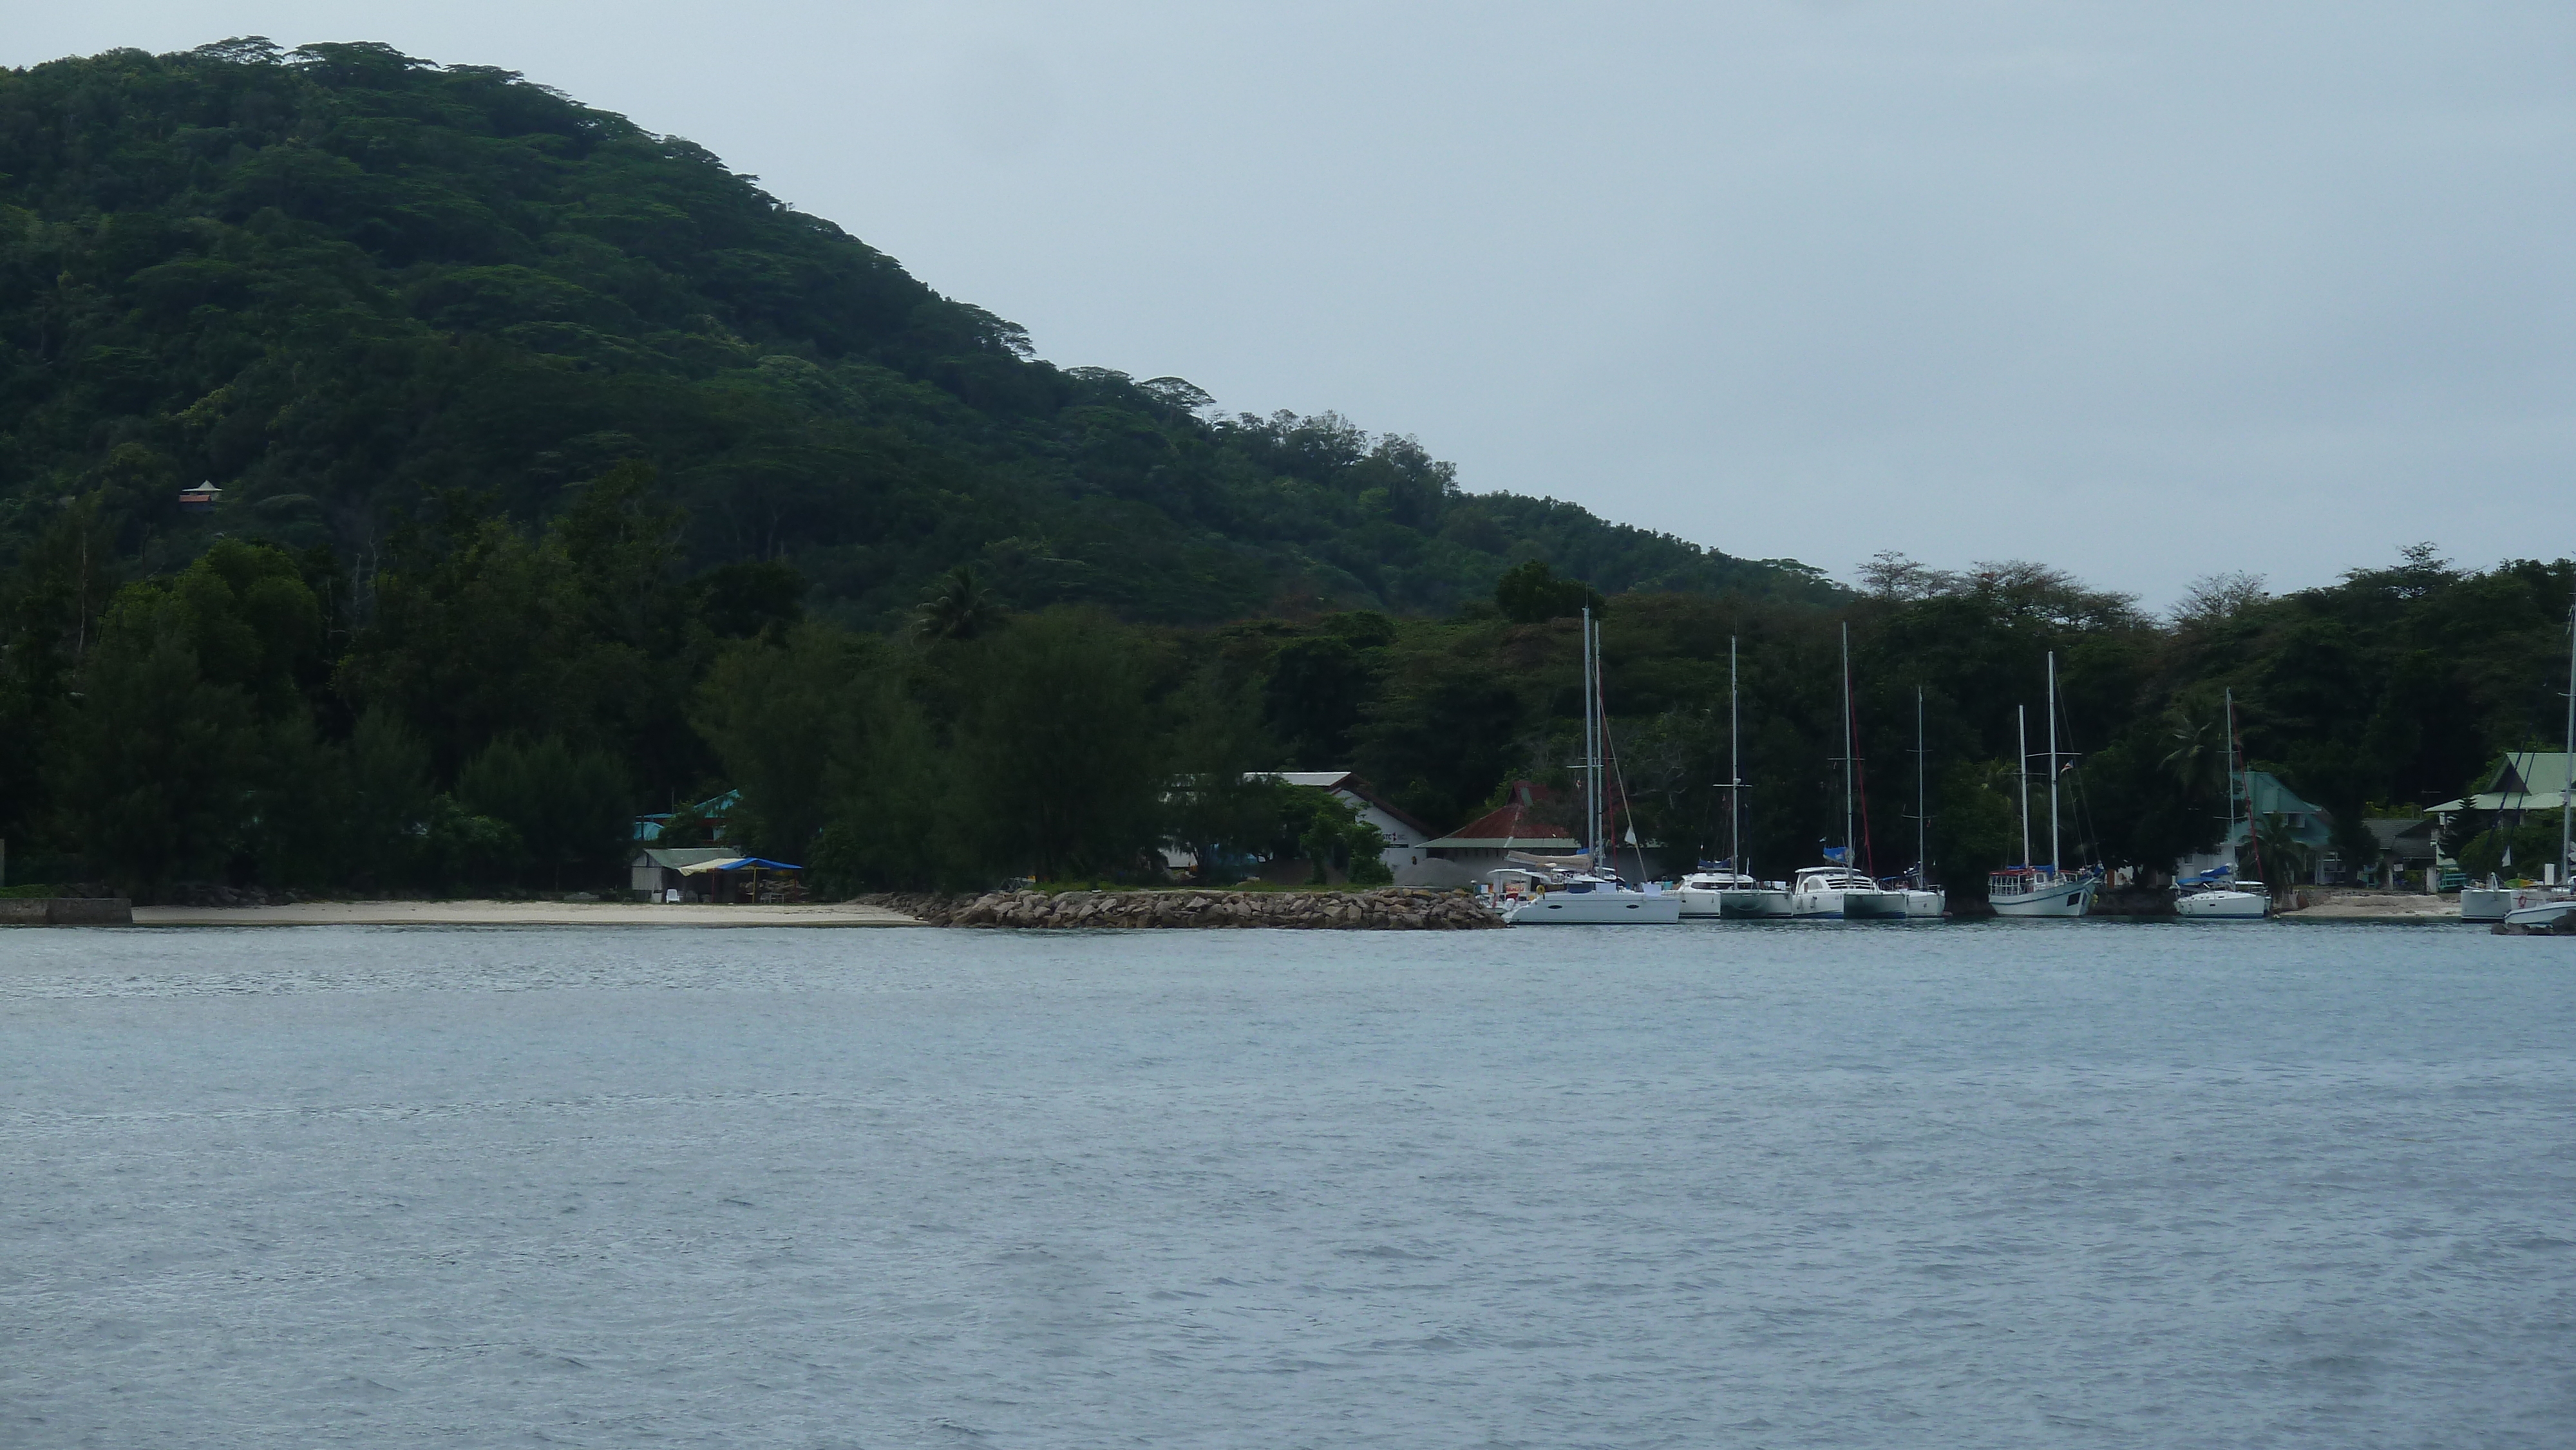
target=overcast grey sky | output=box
[15,3,2571,607]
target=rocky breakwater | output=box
[0,896,134,925]
[856,887,1502,930]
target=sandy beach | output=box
[130,900,924,928]
[2276,890,2461,921]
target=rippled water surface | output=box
[4,921,2571,1447]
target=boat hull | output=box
[1507,892,1683,925]
[1989,878,2098,918]
[1719,888,1795,919]
[1842,889,1909,919]
[1891,889,1946,919]
[1790,887,1904,919]
[2460,888,2515,923]
[2175,889,2268,920]
[2503,898,2576,928]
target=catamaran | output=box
[2174,688,2271,920]
[1502,607,1681,925]
[1988,652,2100,918]
[1792,625,1902,919]
[1679,635,1793,919]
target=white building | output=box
[1255,771,1436,874]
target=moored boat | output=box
[2175,877,2269,919]
[1791,864,1903,919]
[1720,884,1797,918]
[1988,867,2099,918]
[1676,865,1754,918]
[1991,654,2099,920]
[1504,607,1679,927]
[2172,697,2271,920]
[1504,876,1680,932]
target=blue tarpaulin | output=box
[676,856,804,874]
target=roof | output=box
[2231,771,2333,847]
[1422,780,1580,849]
[2427,752,2576,814]
[2365,817,2437,856]
[1245,770,1435,841]
[633,847,737,869]
[676,855,802,875]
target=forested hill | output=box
[0,39,1833,621]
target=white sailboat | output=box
[1680,635,1793,919]
[1888,686,1947,919]
[1505,607,1681,926]
[1989,652,2100,918]
[2174,688,2272,920]
[1793,625,1902,919]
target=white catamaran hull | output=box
[1791,887,1906,919]
[2175,889,2268,920]
[1508,892,1683,925]
[1719,888,1795,919]
[1676,874,1757,918]
[1990,879,2098,918]
[1891,889,1946,919]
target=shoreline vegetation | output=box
[3,43,2568,909]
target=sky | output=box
[12,2,2572,608]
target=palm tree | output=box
[913,565,1004,643]
[2159,692,2227,805]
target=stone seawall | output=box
[0,898,135,926]
[853,887,1502,930]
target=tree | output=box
[913,565,1005,643]
[456,737,632,887]
[694,625,868,862]
[1494,560,1605,625]
[947,608,1162,881]
[49,634,258,895]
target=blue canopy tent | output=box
[674,855,806,903]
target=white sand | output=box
[2276,892,2459,921]
[131,900,923,928]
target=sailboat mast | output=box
[2046,652,2061,871]
[1581,607,1596,865]
[2016,705,2031,867]
[2561,585,2574,885]
[1916,686,1927,887]
[1841,623,1855,863]
[1729,635,1742,876]
[2222,686,2239,861]
[2229,688,2265,886]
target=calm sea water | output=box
[3,921,2570,1447]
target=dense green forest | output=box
[0,40,1827,622]
[2,41,2568,901]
